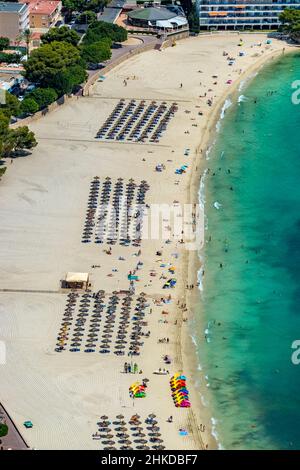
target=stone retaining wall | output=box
[83,30,189,95]
[10,95,76,129]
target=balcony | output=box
[198,1,300,5]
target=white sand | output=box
[0,34,291,450]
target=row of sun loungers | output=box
[55,292,150,355]
[96,99,178,143]
[93,414,165,450]
[82,176,149,246]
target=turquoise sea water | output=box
[193,52,300,450]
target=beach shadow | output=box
[10,150,32,159]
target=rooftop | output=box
[100,0,126,23]
[0,2,27,13]
[127,6,176,21]
[28,0,61,15]
[65,272,89,283]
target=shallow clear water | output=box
[193,52,300,450]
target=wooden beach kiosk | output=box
[62,272,90,290]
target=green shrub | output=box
[41,27,80,46]
[76,11,97,24]
[20,98,39,115]
[81,41,111,64]
[0,423,8,437]
[0,52,21,63]
[0,37,9,51]
[28,87,58,109]
[83,21,127,45]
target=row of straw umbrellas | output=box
[82,176,110,243]
[96,98,173,144]
[119,101,158,142]
[97,99,136,139]
[133,102,168,143]
[100,99,155,141]
[56,291,149,355]
[107,100,141,140]
[120,100,148,141]
[95,414,165,450]
[82,176,149,247]
[96,98,126,138]
[150,103,179,143]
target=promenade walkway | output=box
[0,403,28,450]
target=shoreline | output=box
[180,42,299,450]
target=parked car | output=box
[87,63,105,70]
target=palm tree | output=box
[16,29,33,57]
[24,29,32,57]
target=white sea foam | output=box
[189,315,224,448]
[191,335,198,347]
[197,170,208,294]
[205,144,214,160]
[238,94,248,104]
[198,168,208,211]
[211,417,224,449]
[201,395,208,406]
[194,97,230,451]
[216,99,232,133]
[238,72,258,92]
[197,270,204,292]
[238,80,246,92]
[220,98,232,119]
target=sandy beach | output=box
[0,33,294,450]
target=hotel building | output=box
[19,0,62,29]
[196,0,300,30]
[0,2,29,42]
